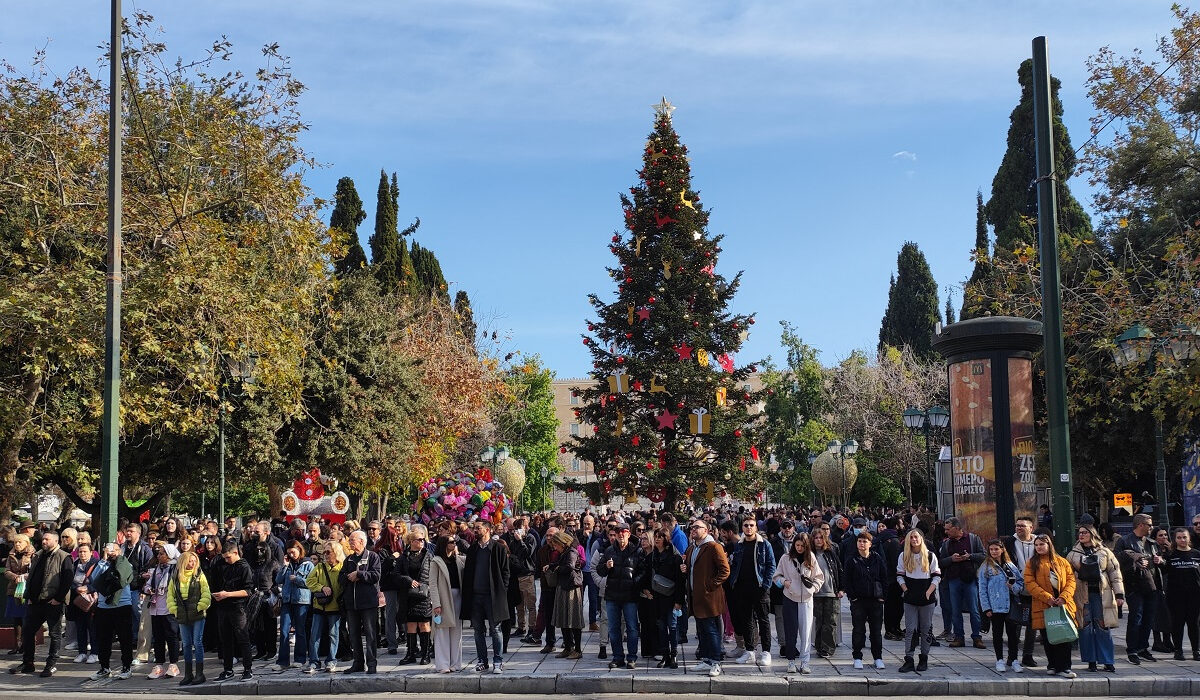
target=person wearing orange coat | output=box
[1023,534,1078,678]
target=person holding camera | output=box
[1114,513,1163,664]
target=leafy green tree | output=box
[369,170,401,292]
[878,242,941,361]
[0,18,333,523]
[491,356,560,510]
[569,103,764,507]
[985,59,1092,253]
[454,290,478,347]
[410,241,449,302]
[759,322,834,508]
[330,176,368,275]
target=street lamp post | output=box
[903,405,951,510]
[218,353,257,527]
[1112,323,1199,529]
[540,467,550,513]
[827,439,858,510]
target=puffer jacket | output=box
[398,547,433,618]
[977,560,1025,614]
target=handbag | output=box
[651,573,677,596]
[544,570,558,588]
[1044,604,1078,645]
[72,591,98,613]
[312,564,333,606]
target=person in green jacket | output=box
[305,545,345,673]
[167,550,211,686]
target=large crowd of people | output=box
[2,503,1199,684]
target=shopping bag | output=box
[1044,605,1078,645]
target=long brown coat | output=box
[683,539,729,619]
[1065,544,1124,629]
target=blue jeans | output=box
[75,615,94,654]
[584,573,600,625]
[277,602,309,666]
[1080,590,1115,664]
[606,600,640,663]
[1125,589,1157,655]
[179,619,205,665]
[309,611,340,665]
[471,593,504,664]
[695,615,722,664]
[947,578,981,640]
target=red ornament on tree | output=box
[734,429,743,437]
[560,446,567,454]
[648,296,656,304]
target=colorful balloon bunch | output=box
[413,467,511,524]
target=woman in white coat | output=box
[429,535,467,673]
[773,532,825,674]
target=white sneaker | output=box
[735,651,754,664]
[730,645,746,659]
[303,663,316,674]
[786,661,797,673]
[853,659,864,670]
[800,663,812,674]
[73,654,87,664]
[146,665,164,680]
[326,662,338,673]
[1059,670,1077,679]
[758,651,772,666]
[65,641,78,651]
[492,662,503,674]
[694,660,712,672]
[116,667,132,680]
[165,663,179,678]
[86,654,98,664]
[1011,661,1023,673]
[89,668,111,681]
[267,663,284,672]
[708,662,722,677]
[874,658,885,670]
[996,659,1007,672]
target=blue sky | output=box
[1,1,1177,378]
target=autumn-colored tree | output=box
[0,17,334,523]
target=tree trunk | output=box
[267,483,282,521]
[0,372,43,525]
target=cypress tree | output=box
[944,295,956,325]
[411,240,449,301]
[878,242,942,361]
[368,170,401,292]
[985,59,1092,254]
[390,173,419,294]
[961,190,999,319]
[329,176,367,276]
[454,290,477,347]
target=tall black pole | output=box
[99,0,122,545]
[1032,37,1075,552]
[1155,414,1169,528]
[923,421,933,509]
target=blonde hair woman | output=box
[1066,524,1122,672]
[897,529,941,672]
[396,525,434,666]
[305,544,345,673]
[167,550,211,685]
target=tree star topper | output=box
[652,97,676,120]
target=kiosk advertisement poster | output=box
[1009,357,1038,522]
[950,358,997,541]
[1184,440,1200,525]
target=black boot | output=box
[193,661,206,685]
[419,632,432,665]
[916,654,928,672]
[179,660,194,685]
[598,644,607,659]
[398,634,418,665]
[665,653,678,669]
[899,656,915,673]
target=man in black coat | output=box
[461,519,511,673]
[339,530,382,674]
[11,531,72,677]
[211,542,254,681]
[876,516,905,640]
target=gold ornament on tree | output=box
[810,451,858,498]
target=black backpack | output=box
[1077,550,1102,584]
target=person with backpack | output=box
[167,550,211,685]
[977,539,1027,672]
[897,529,940,673]
[1066,524,1123,672]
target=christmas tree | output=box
[569,99,764,508]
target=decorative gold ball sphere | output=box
[810,451,857,496]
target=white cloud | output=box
[893,151,918,161]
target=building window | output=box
[572,458,581,471]
[570,423,580,436]
[570,394,579,405]
[743,383,752,393]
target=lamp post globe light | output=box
[827,438,858,509]
[903,405,950,511]
[1111,322,1200,528]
